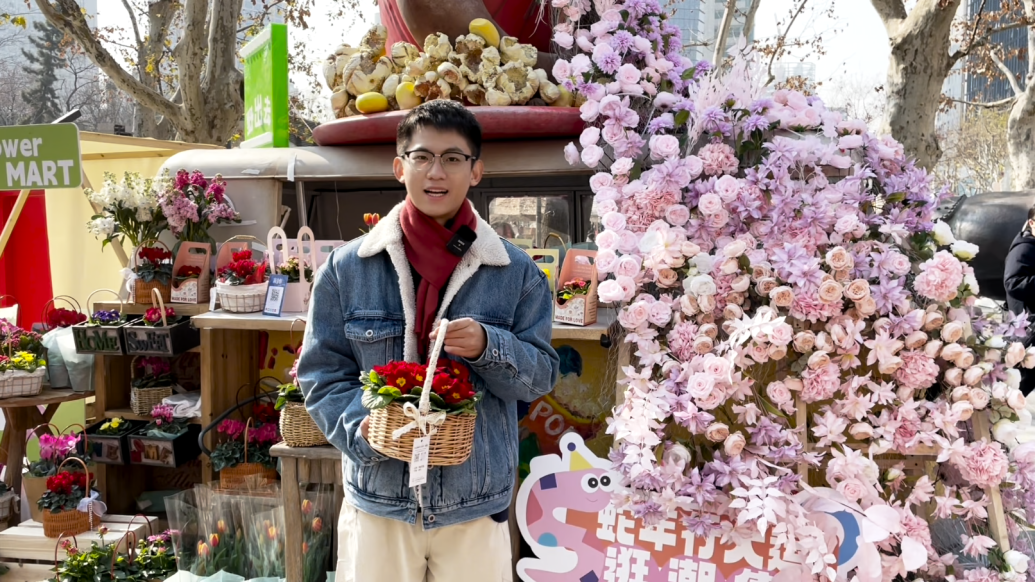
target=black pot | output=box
[124,317,200,357]
[81,419,146,465]
[128,423,201,468]
[72,318,140,355]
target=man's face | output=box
[393,127,484,226]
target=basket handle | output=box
[298,227,317,284]
[53,532,79,567]
[56,456,93,511]
[41,295,82,327]
[126,513,154,537]
[419,319,450,416]
[0,294,17,308]
[111,530,138,577]
[288,317,306,348]
[25,422,61,446]
[86,289,125,318]
[242,417,255,464]
[151,288,168,327]
[133,240,173,269]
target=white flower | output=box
[985,335,1007,350]
[932,220,956,246]
[1006,368,1022,390]
[951,240,979,260]
[686,274,717,296]
[993,419,1019,447]
[1006,549,1030,574]
[87,217,115,238]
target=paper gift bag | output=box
[553,249,598,327]
[267,226,318,313]
[171,242,212,304]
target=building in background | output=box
[963,0,1025,102]
[670,0,753,63]
[772,61,817,86]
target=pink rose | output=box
[615,63,641,86]
[617,231,640,253]
[564,142,579,165]
[769,323,794,347]
[580,127,600,148]
[581,144,605,167]
[838,134,864,150]
[683,156,703,179]
[681,241,701,258]
[625,301,651,327]
[825,247,853,271]
[597,280,625,303]
[665,204,690,226]
[704,422,730,443]
[616,276,638,301]
[595,249,618,273]
[923,311,945,332]
[953,400,974,421]
[656,268,679,288]
[696,388,724,410]
[595,230,619,250]
[615,255,642,278]
[889,252,912,276]
[601,211,627,232]
[766,381,792,404]
[964,367,986,388]
[836,479,869,503]
[724,433,746,456]
[553,59,572,81]
[553,31,574,49]
[589,172,614,193]
[611,158,634,175]
[723,240,747,258]
[698,193,723,215]
[818,280,844,304]
[714,175,741,203]
[648,302,672,326]
[594,199,618,216]
[580,100,600,122]
[769,286,794,308]
[1006,342,1026,368]
[649,134,681,160]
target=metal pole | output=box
[296,180,308,228]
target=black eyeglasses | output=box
[401,150,478,173]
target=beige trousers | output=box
[335,501,514,582]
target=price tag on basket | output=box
[409,436,430,487]
[264,274,289,316]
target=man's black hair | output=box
[1028,200,1035,222]
[396,100,482,159]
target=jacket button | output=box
[366,330,374,338]
[427,514,436,523]
[492,349,499,357]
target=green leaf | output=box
[361,390,393,410]
[681,67,697,81]
[377,386,402,398]
[428,392,447,408]
[674,110,690,126]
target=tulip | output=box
[302,500,313,515]
[217,519,228,534]
[312,517,323,533]
[209,533,220,548]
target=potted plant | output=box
[170,243,213,304]
[276,379,328,447]
[73,290,135,355]
[556,277,590,306]
[37,458,100,538]
[124,293,201,357]
[129,357,175,416]
[360,355,481,465]
[42,297,87,331]
[128,403,201,468]
[159,170,241,249]
[132,244,174,304]
[23,428,82,521]
[83,416,145,465]
[85,171,168,252]
[210,418,281,490]
[552,250,598,326]
[0,347,47,399]
[215,248,269,313]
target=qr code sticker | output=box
[269,287,282,303]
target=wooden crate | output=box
[0,560,54,582]
[0,514,159,562]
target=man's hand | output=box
[429,318,488,360]
[360,416,370,440]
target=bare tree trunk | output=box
[873,0,961,171]
[1008,0,1035,189]
[713,0,738,64]
[134,0,175,139]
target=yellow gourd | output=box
[469,18,501,49]
[550,86,574,108]
[356,92,390,113]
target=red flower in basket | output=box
[48,307,86,329]
[138,246,173,265]
[176,265,203,279]
[253,401,279,424]
[361,359,480,413]
[217,250,268,286]
[144,306,177,326]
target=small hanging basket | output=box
[130,356,173,416]
[124,288,200,357]
[40,295,85,332]
[366,320,477,467]
[133,241,174,305]
[73,289,133,355]
[215,235,268,313]
[41,457,100,538]
[279,402,328,448]
[219,418,279,490]
[0,367,45,399]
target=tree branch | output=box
[990,48,1023,97]
[173,0,208,135]
[742,0,762,41]
[765,0,808,86]
[712,0,737,64]
[33,0,183,127]
[949,96,1017,108]
[118,0,142,48]
[950,20,1029,64]
[870,0,907,27]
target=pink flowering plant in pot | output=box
[549,1,1035,579]
[159,170,241,249]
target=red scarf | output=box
[400,198,478,359]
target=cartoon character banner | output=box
[516,434,869,582]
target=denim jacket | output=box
[297,202,559,530]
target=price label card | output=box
[409,436,430,487]
[264,275,289,316]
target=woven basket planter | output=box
[367,403,476,466]
[131,386,173,416]
[42,507,101,538]
[279,402,328,448]
[0,368,45,399]
[220,463,279,491]
[216,282,268,313]
[135,279,171,305]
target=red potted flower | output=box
[214,241,269,313]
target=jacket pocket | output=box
[344,318,404,370]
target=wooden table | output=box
[0,388,92,520]
[270,443,343,582]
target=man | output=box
[298,100,559,581]
[381,0,557,71]
[1005,202,1035,395]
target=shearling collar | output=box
[357,200,510,362]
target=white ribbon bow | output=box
[120,267,139,295]
[390,319,451,444]
[392,402,447,440]
[78,490,107,518]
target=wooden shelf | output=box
[192,311,308,331]
[104,407,202,425]
[0,388,92,409]
[95,301,211,317]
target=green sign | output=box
[241,23,289,148]
[0,123,81,189]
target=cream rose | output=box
[849,423,874,440]
[844,279,871,302]
[727,292,745,305]
[769,286,794,308]
[656,268,679,288]
[956,350,975,369]
[1007,389,1027,412]
[723,432,746,456]
[932,220,956,246]
[923,311,945,332]
[857,296,877,316]
[968,387,990,409]
[768,344,788,360]
[941,321,965,344]
[723,240,747,258]
[687,274,717,296]
[697,294,716,313]
[693,335,714,355]
[808,351,831,370]
[904,331,928,350]
[818,280,844,304]
[1025,347,1035,369]
[793,331,816,353]
[951,386,972,402]
[944,367,964,387]
[699,323,718,339]
[730,275,751,293]
[952,400,974,421]
[940,343,965,363]
[951,240,979,260]
[815,332,835,353]
[825,246,853,271]
[704,422,730,442]
[680,294,699,316]
[1006,342,1027,368]
[751,264,772,281]
[756,277,778,296]
[924,340,944,359]
[724,304,744,321]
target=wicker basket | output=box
[0,368,45,399]
[130,355,173,415]
[365,320,477,467]
[216,282,268,313]
[219,418,279,490]
[279,402,328,447]
[41,458,99,538]
[133,242,173,304]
